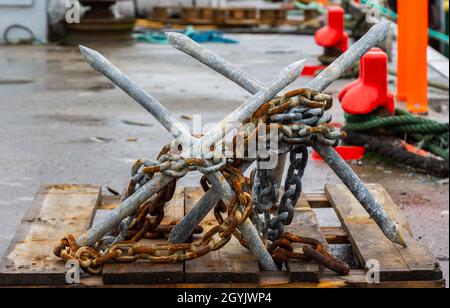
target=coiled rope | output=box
[345,108,449,162]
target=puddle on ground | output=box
[34,114,108,126]
[68,136,116,144]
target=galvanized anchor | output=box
[61,21,403,276]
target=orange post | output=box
[397,0,429,113]
[396,0,408,101]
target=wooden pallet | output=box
[181,7,216,25]
[153,6,170,22]
[0,184,444,288]
[149,6,305,28]
[259,9,288,26]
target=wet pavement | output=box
[0,34,448,285]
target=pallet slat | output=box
[304,193,331,208]
[320,226,349,245]
[366,184,442,280]
[325,184,442,281]
[0,184,101,286]
[183,187,260,283]
[5,270,445,289]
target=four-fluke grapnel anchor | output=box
[53,21,404,276]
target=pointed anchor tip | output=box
[79,45,94,58]
[78,45,90,53]
[166,32,181,38]
[78,45,105,65]
[78,46,108,71]
[296,59,307,67]
[285,59,306,75]
[394,224,407,247]
[167,32,187,45]
[368,21,392,42]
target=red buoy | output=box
[314,6,349,53]
[338,47,383,102]
[340,49,395,115]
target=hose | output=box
[344,130,449,178]
[3,24,35,45]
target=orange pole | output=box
[396,0,408,101]
[407,0,429,114]
[398,0,429,113]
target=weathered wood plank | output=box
[98,195,121,210]
[4,269,444,288]
[320,226,349,245]
[325,184,410,281]
[102,187,185,285]
[0,184,101,286]
[304,193,331,208]
[366,184,442,281]
[315,270,445,289]
[285,194,330,282]
[325,184,441,281]
[184,187,260,283]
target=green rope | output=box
[361,0,450,45]
[345,109,449,161]
[426,142,450,162]
[294,1,327,15]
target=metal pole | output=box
[167,22,405,246]
[306,22,404,246]
[273,154,287,185]
[168,32,264,94]
[169,174,225,244]
[309,139,404,246]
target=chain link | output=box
[268,232,351,275]
[54,165,253,274]
[253,145,309,243]
[271,145,308,241]
[251,164,279,240]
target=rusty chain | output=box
[54,165,252,274]
[251,88,345,147]
[54,88,350,276]
[268,232,350,275]
[97,145,179,250]
[252,89,342,243]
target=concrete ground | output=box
[0,34,448,285]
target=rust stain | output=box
[99,204,118,210]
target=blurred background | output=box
[0,0,448,57]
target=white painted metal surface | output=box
[0,0,33,5]
[428,46,450,80]
[0,0,48,44]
